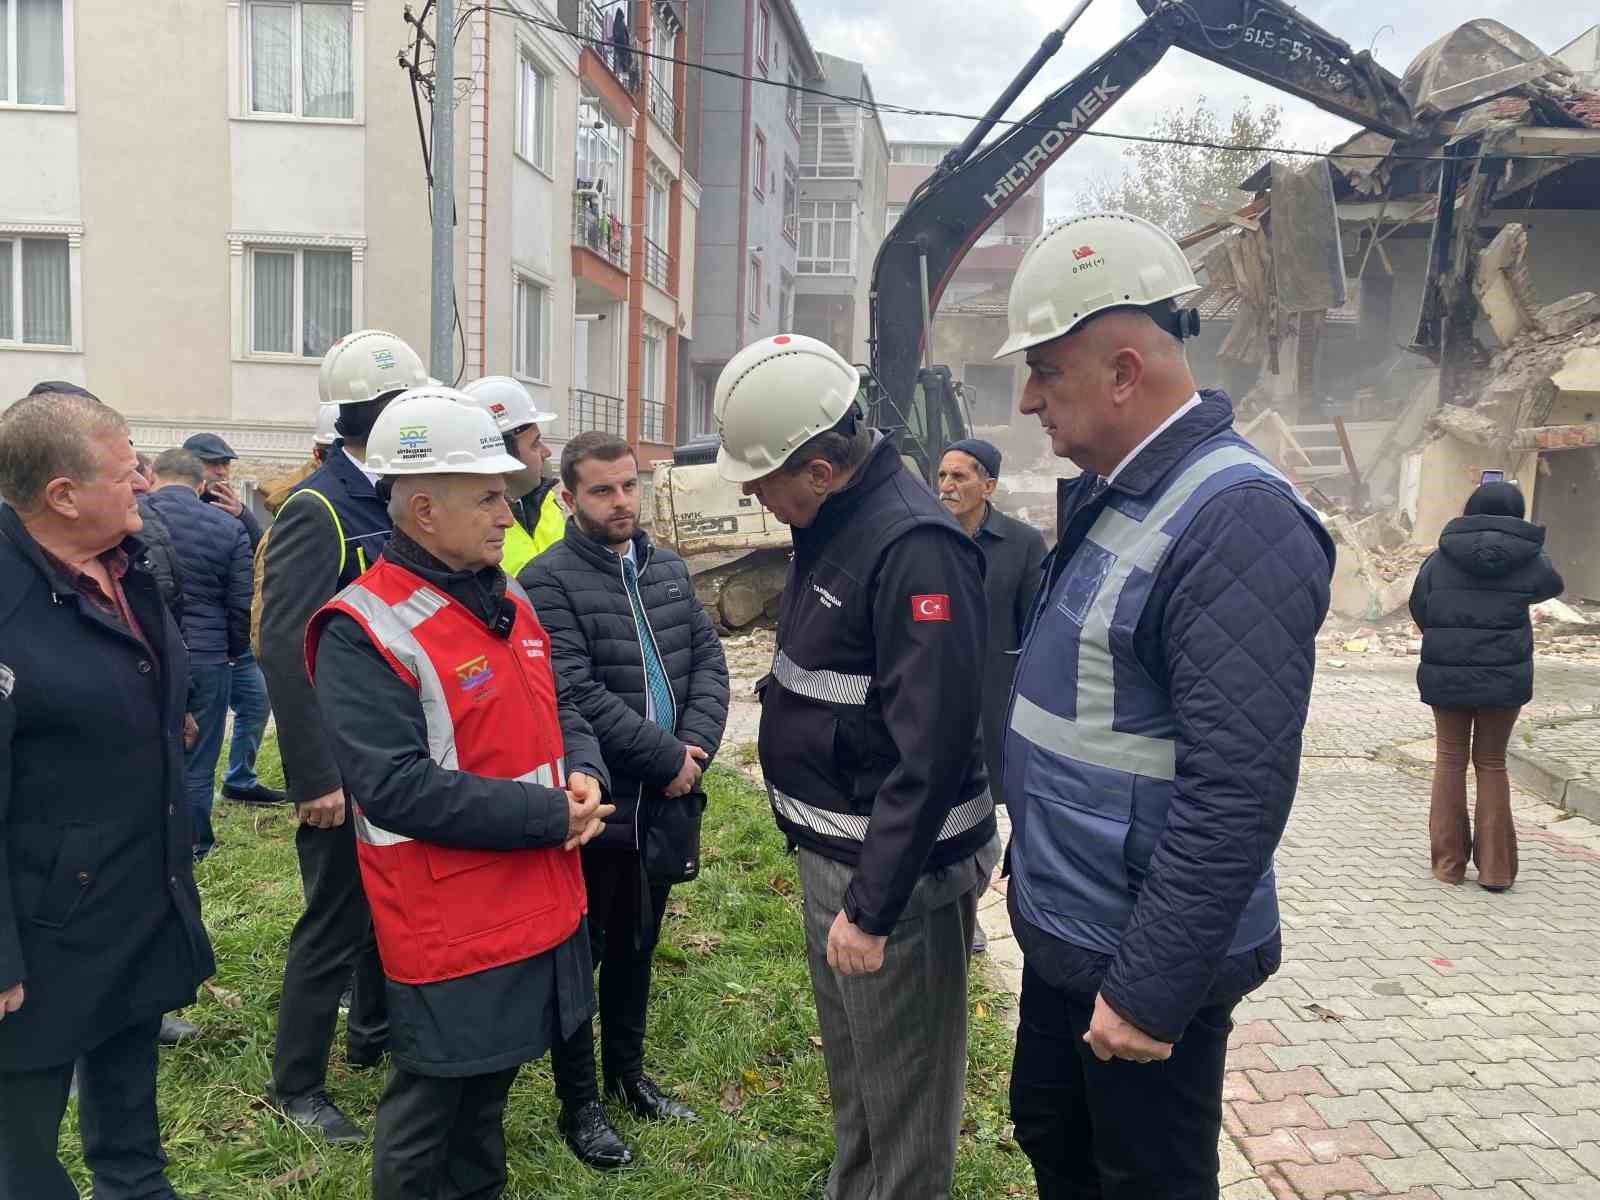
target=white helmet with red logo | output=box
[994,211,1200,358]
[713,333,861,483]
[461,375,557,433]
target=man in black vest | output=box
[0,388,215,1199]
[714,334,999,1200]
[257,330,430,1142]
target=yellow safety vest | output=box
[501,488,566,576]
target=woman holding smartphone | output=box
[1408,480,1564,891]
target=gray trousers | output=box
[798,838,997,1200]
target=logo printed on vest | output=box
[455,654,495,690]
[812,581,843,610]
[520,637,545,660]
[912,594,950,622]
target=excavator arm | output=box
[869,0,1420,477]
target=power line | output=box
[467,4,1600,165]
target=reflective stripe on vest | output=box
[768,785,994,845]
[770,648,871,707]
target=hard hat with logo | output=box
[364,387,527,476]
[313,403,340,446]
[714,334,861,483]
[993,212,1201,359]
[318,329,433,406]
[461,375,557,433]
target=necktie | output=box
[622,556,675,730]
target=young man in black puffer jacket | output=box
[1410,481,1564,891]
[518,432,729,1170]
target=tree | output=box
[1072,96,1284,235]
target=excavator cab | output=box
[858,364,969,484]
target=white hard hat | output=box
[313,403,340,446]
[993,212,1201,358]
[318,329,432,405]
[364,387,527,477]
[461,375,557,432]
[714,334,861,483]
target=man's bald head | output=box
[1017,306,1197,476]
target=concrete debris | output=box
[1429,403,1509,448]
[1532,598,1600,635]
[1473,224,1539,344]
[1537,292,1600,338]
[1322,511,1420,621]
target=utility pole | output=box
[428,0,456,381]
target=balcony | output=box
[580,0,642,95]
[640,397,666,443]
[643,236,673,292]
[647,70,677,136]
[573,195,629,272]
[572,388,627,437]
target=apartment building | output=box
[886,139,1045,427]
[684,0,821,437]
[791,51,888,366]
[0,0,696,468]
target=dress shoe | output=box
[222,782,287,805]
[270,1089,367,1144]
[159,1014,199,1045]
[558,1101,633,1170]
[345,1043,386,1071]
[608,1075,699,1123]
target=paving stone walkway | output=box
[976,656,1600,1200]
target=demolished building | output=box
[1183,19,1600,607]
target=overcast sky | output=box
[793,0,1593,221]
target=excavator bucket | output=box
[1401,19,1567,116]
[1270,158,1346,313]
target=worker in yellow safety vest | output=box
[462,376,567,575]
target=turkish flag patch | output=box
[911,594,951,622]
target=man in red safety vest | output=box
[306,386,614,1199]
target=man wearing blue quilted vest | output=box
[994,212,1334,1200]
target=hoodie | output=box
[1409,515,1565,710]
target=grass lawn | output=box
[62,734,1036,1198]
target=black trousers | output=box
[271,810,388,1099]
[1009,963,1236,1200]
[371,1064,521,1200]
[0,1017,175,1200]
[548,847,670,1107]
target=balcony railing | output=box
[647,70,677,134]
[581,0,642,94]
[572,388,626,437]
[573,194,629,271]
[640,397,666,443]
[643,236,672,291]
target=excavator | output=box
[653,0,1453,628]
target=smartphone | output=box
[1480,469,1505,485]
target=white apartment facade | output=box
[0,0,671,465]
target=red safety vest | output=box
[306,557,586,985]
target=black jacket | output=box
[0,505,215,1070]
[519,522,729,850]
[759,434,995,936]
[136,497,186,626]
[145,484,253,665]
[1410,515,1564,711]
[973,503,1046,808]
[258,450,392,807]
[312,532,605,1075]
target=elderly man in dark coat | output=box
[0,388,215,1200]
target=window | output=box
[247,0,354,119]
[890,143,952,166]
[644,171,670,289]
[2,0,66,105]
[0,237,70,345]
[754,4,770,72]
[798,201,853,275]
[748,255,762,320]
[752,128,767,198]
[576,96,626,201]
[781,157,798,243]
[249,246,352,357]
[514,275,549,382]
[516,51,550,170]
[785,66,802,131]
[886,203,905,229]
[800,103,857,179]
[640,325,665,442]
[648,8,676,133]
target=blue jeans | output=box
[185,663,232,859]
[224,652,271,791]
